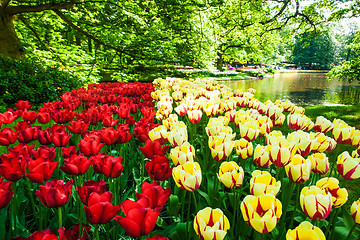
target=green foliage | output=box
[0,55,81,108]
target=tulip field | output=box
[0,78,360,240]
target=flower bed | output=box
[0,78,360,239]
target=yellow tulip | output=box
[250,170,281,196]
[217,161,244,189]
[300,186,332,220]
[240,194,282,233]
[314,116,333,133]
[170,142,195,166]
[253,145,272,168]
[316,177,348,208]
[234,138,253,160]
[194,207,230,240]
[208,136,235,161]
[285,154,311,183]
[351,198,360,225]
[336,151,360,180]
[307,153,329,175]
[172,162,202,192]
[286,221,325,240]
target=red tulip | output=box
[58,224,91,240]
[32,146,56,161]
[78,138,104,156]
[135,181,171,211]
[0,128,18,146]
[76,180,107,205]
[102,115,118,127]
[145,235,169,240]
[100,127,118,145]
[22,110,38,124]
[51,109,75,124]
[84,192,120,224]
[145,155,172,181]
[134,119,155,143]
[117,104,131,119]
[0,177,14,209]
[115,200,161,238]
[38,129,52,145]
[15,100,32,111]
[35,179,73,208]
[139,139,169,159]
[49,125,71,147]
[0,110,19,124]
[8,143,34,156]
[92,153,124,178]
[116,124,133,144]
[26,157,58,183]
[17,124,40,143]
[66,120,89,135]
[37,112,51,124]
[0,153,28,182]
[60,154,91,175]
[62,146,78,158]
[27,229,58,240]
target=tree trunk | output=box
[216,51,223,71]
[0,10,24,59]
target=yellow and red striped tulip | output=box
[253,145,272,168]
[168,127,188,148]
[291,106,305,114]
[268,136,297,167]
[351,129,360,147]
[194,207,230,240]
[203,102,220,117]
[235,97,248,108]
[332,123,355,144]
[273,113,286,127]
[217,161,244,189]
[234,110,251,127]
[149,125,169,144]
[172,90,183,102]
[283,100,295,112]
[225,109,236,122]
[300,186,332,220]
[248,99,260,109]
[170,142,195,166]
[172,162,202,192]
[250,170,281,196]
[316,177,348,208]
[239,120,260,142]
[206,125,233,138]
[307,153,329,175]
[174,104,187,116]
[337,151,360,180]
[208,136,235,161]
[285,154,311,183]
[234,138,253,160]
[326,136,337,152]
[287,130,314,157]
[240,193,282,233]
[287,113,313,131]
[351,198,360,225]
[310,132,329,153]
[220,99,237,112]
[162,114,179,130]
[314,116,333,133]
[187,109,202,124]
[256,103,269,115]
[286,221,325,240]
[258,116,273,135]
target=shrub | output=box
[0,55,82,109]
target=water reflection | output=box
[221,73,360,106]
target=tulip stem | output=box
[58,207,62,229]
[345,223,357,240]
[192,191,198,212]
[186,191,192,239]
[288,183,301,230]
[231,189,238,232]
[25,178,38,228]
[94,224,100,239]
[325,207,339,238]
[11,183,17,237]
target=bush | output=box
[0,55,82,109]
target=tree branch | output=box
[6,1,75,15]
[18,14,67,66]
[53,9,140,59]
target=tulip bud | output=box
[250,170,281,196]
[285,154,311,183]
[307,153,329,175]
[170,142,195,166]
[300,186,332,220]
[240,193,282,233]
[286,221,325,240]
[351,198,360,225]
[253,145,272,168]
[316,177,348,208]
[234,138,253,159]
[194,207,230,240]
[0,178,13,209]
[337,151,360,180]
[172,162,202,192]
[217,161,244,189]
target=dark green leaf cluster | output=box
[0,54,81,110]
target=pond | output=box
[221,72,360,106]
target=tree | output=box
[292,30,336,69]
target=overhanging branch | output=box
[6,1,75,16]
[53,9,140,59]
